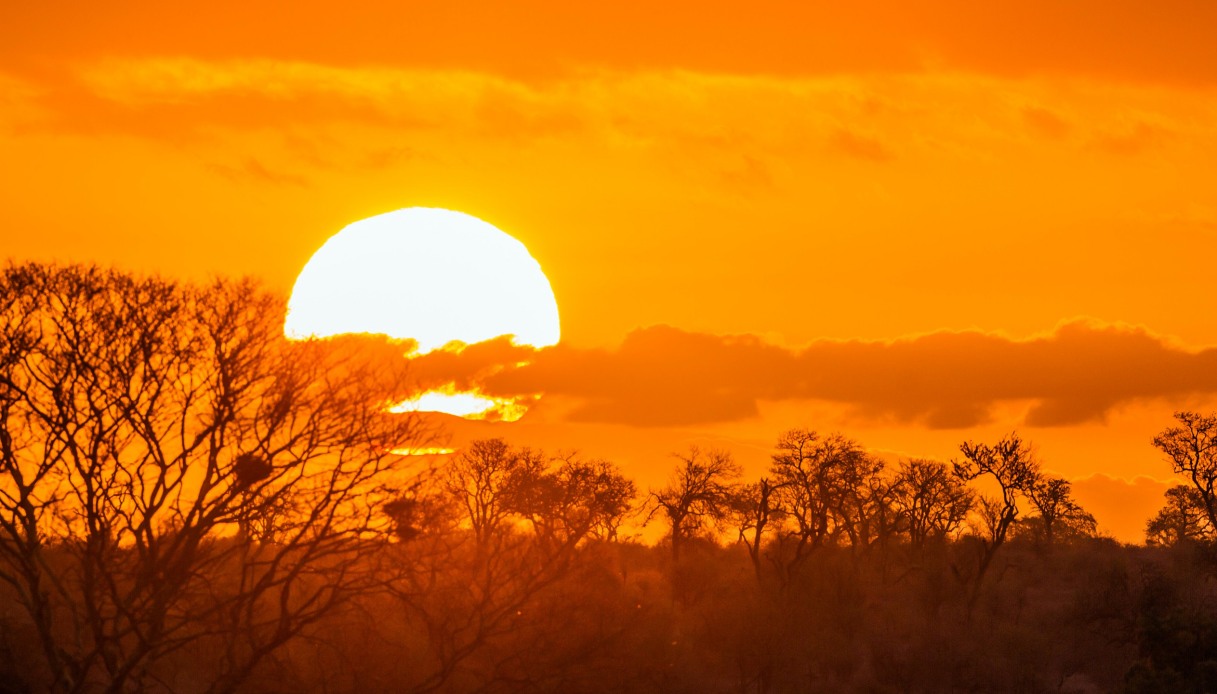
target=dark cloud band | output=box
[413,320,1217,428]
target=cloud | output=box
[719,155,775,194]
[5,1,1217,85]
[22,60,1205,149]
[75,59,517,110]
[411,321,1217,429]
[1092,120,1169,155]
[406,337,539,393]
[8,59,1211,189]
[830,128,894,162]
[1022,106,1071,139]
[62,60,534,136]
[207,158,309,187]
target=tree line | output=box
[2,263,1217,693]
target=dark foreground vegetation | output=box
[2,263,1217,694]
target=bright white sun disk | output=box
[284,208,560,353]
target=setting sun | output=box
[284,207,560,353]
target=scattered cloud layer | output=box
[0,58,1210,170]
[5,1,1217,84]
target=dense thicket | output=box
[2,264,1216,694]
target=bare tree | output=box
[863,468,902,554]
[444,438,543,555]
[650,447,740,562]
[1145,485,1214,546]
[729,478,776,584]
[953,433,1040,608]
[1021,476,1096,545]
[0,263,425,694]
[766,430,884,583]
[890,459,974,551]
[1152,411,1217,530]
[768,430,839,565]
[509,453,637,547]
[387,441,637,693]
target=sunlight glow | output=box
[390,446,457,456]
[389,388,530,422]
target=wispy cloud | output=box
[7,1,1217,85]
[51,60,1215,163]
[830,128,894,161]
[207,157,309,187]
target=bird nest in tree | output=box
[233,453,272,487]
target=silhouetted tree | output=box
[834,446,889,552]
[1146,485,1214,546]
[650,447,740,562]
[863,467,902,554]
[953,433,1040,607]
[1153,411,1217,530]
[1020,476,1097,545]
[729,479,776,584]
[767,430,883,582]
[383,475,460,543]
[509,453,637,547]
[388,440,637,693]
[444,437,544,554]
[0,263,424,694]
[890,459,974,550]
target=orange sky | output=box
[4,1,1217,542]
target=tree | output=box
[1021,476,1096,545]
[863,467,902,554]
[509,453,637,548]
[650,447,740,562]
[444,438,543,554]
[890,459,974,550]
[1145,485,1214,546]
[952,433,1040,606]
[1152,411,1217,530]
[0,263,424,694]
[729,478,776,584]
[766,430,884,581]
[386,441,637,693]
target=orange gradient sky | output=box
[4,1,1217,542]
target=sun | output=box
[285,207,559,421]
[285,207,560,353]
